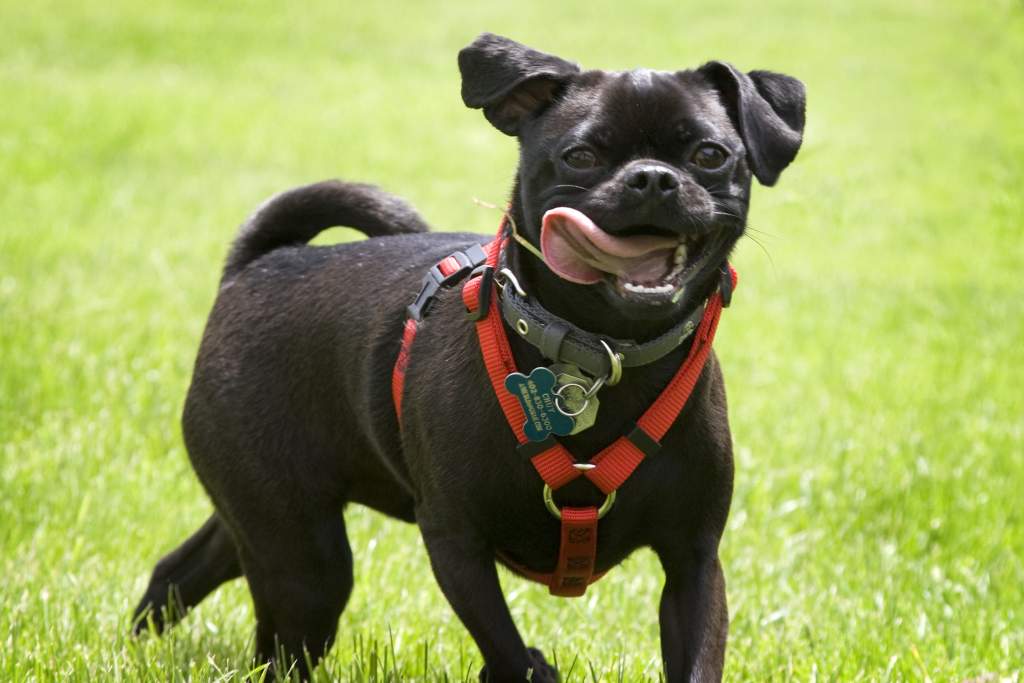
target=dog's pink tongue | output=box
[540,207,678,285]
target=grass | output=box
[1,0,1022,680]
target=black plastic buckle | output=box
[407,244,489,322]
[406,266,445,321]
[465,265,494,322]
[719,265,733,308]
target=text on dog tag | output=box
[503,367,575,442]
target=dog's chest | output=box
[473,446,709,575]
[398,292,731,569]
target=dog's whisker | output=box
[710,210,748,234]
[540,184,591,203]
[743,223,779,239]
[711,210,742,224]
[742,231,776,269]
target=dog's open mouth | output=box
[540,207,723,305]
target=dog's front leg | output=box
[420,525,557,683]
[656,544,729,683]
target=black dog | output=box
[133,33,804,682]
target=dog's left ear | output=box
[458,33,581,136]
[698,62,806,186]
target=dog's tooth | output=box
[624,281,674,295]
[674,243,688,264]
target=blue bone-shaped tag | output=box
[503,367,575,442]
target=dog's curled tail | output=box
[222,180,429,281]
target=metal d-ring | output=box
[598,339,623,386]
[553,382,589,417]
[495,268,526,297]
[543,484,616,520]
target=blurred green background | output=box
[2,1,1022,680]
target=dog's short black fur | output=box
[133,34,805,682]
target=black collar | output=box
[496,264,732,379]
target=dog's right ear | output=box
[458,33,580,136]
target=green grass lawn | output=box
[2,0,1022,680]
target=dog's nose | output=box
[624,164,680,197]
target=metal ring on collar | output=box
[553,382,589,417]
[495,268,527,297]
[584,374,606,399]
[599,339,623,386]
[543,484,616,520]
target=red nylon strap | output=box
[551,507,599,597]
[391,318,418,422]
[497,550,609,587]
[463,241,581,489]
[437,255,461,277]
[462,238,539,446]
[529,446,580,490]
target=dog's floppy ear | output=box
[698,61,806,186]
[458,33,580,136]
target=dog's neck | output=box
[504,194,720,344]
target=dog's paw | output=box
[525,647,559,682]
[478,647,559,682]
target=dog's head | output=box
[459,33,805,329]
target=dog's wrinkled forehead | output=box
[460,33,805,186]
[534,69,741,154]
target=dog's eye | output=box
[563,148,599,170]
[691,144,729,170]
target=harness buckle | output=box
[406,267,444,321]
[719,264,734,308]
[407,245,488,321]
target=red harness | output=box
[393,225,737,597]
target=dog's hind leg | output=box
[232,510,353,679]
[132,513,242,634]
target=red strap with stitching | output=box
[551,506,600,596]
